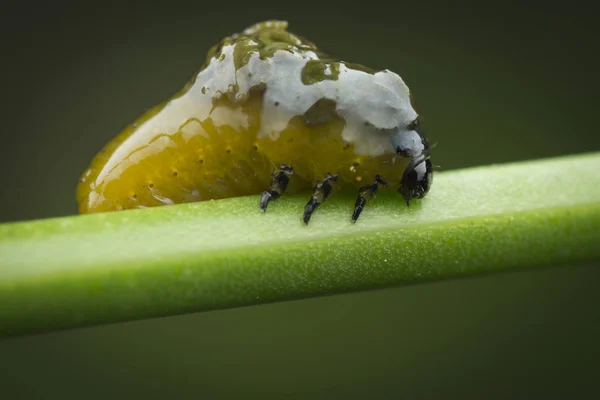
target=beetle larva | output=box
[76,20,432,224]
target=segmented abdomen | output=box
[77,91,406,214]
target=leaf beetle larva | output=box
[76,20,433,224]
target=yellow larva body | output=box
[77,21,430,218]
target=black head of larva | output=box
[399,158,433,206]
[393,118,433,206]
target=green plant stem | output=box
[1,152,600,337]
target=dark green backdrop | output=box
[1,1,599,398]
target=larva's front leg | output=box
[260,164,294,212]
[351,175,388,223]
[303,173,339,225]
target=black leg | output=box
[303,173,339,225]
[260,164,294,212]
[351,175,388,223]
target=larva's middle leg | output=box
[260,164,294,212]
[303,173,339,225]
[351,175,388,223]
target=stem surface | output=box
[1,152,599,337]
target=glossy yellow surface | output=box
[76,21,414,214]
[77,91,409,214]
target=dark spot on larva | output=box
[226,149,231,154]
[252,145,258,151]
[199,159,204,164]
[133,194,138,199]
[301,60,340,85]
[201,87,206,94]
[352,161,360,167]
[343,141,350,150]
[303,98,338,127]
[274,101,280,106]
[173,172,178,176]
[149,183,154,188]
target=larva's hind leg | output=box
[351,175,388,223]
[260,164,294,212]
[303,173,339,225]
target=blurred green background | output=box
[1,1,599,398]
